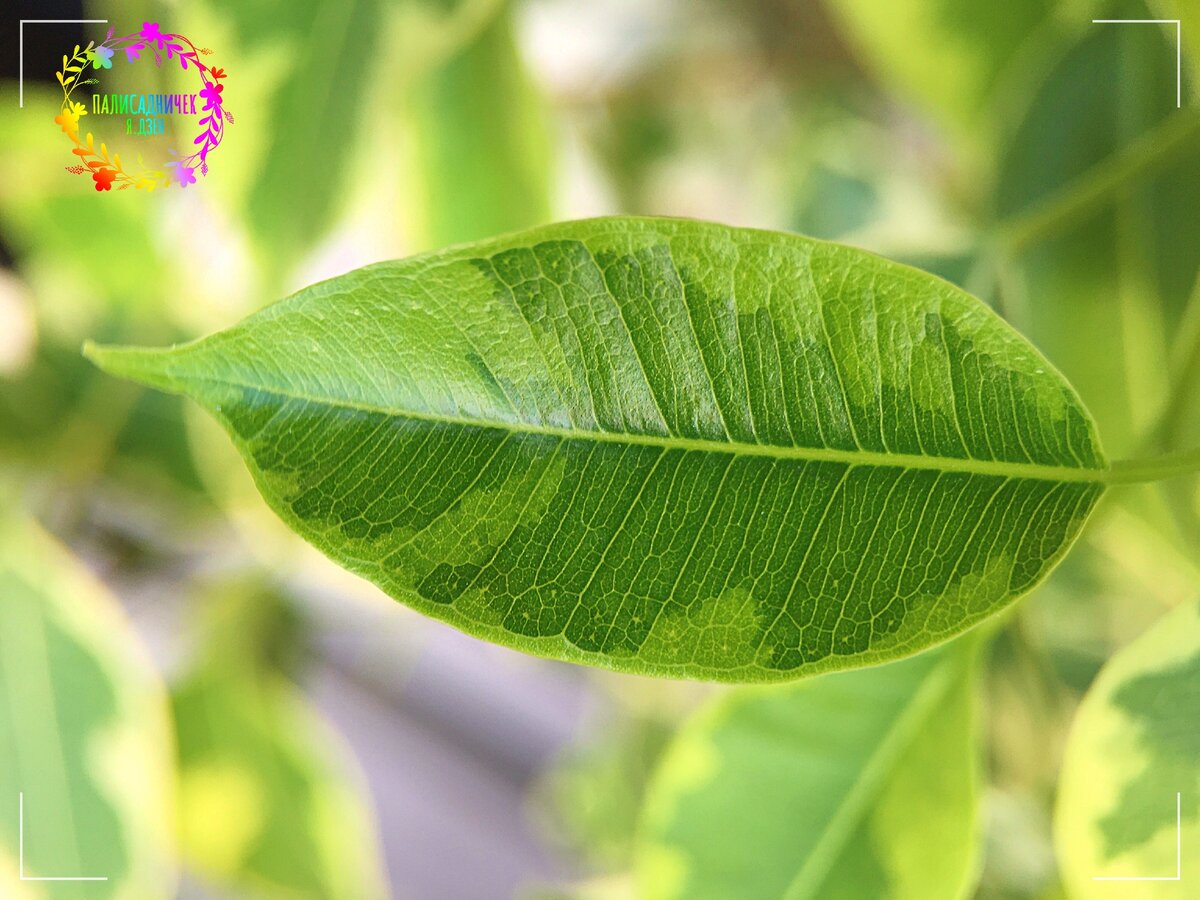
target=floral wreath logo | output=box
[54,22,233,192]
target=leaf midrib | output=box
[156,364,1107,484]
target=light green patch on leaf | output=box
[635,639,983,899]
[0,513,175,899]
[1055,598,1200,896]
[86,217,1106,682]
[637,585,763,670]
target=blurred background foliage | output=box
[1,0,1199,897]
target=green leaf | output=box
[224,0,386,273]
[0,513,175,897]
[219,0,507,272]
[405,7,553,248]
[1055,597,1200,894]
[85,217,1107,682]
[533,714,673,871]
[637,640,983,899]
[826,0,1056,138]
[172,583,387,898]
[996,10,1200,455]
[1151,0,1200,87]
[392,0,507,78]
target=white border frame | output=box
[17,19,109,108]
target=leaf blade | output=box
[636,641,983,899]
[1055,598,1200,894]
[0,514,175,897]
[405,7,553,248]
[86,217,1106,681]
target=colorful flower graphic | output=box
[87,45,114,69]
[198,81,224,111]
[54,101,87,136]
[139,22,167,47]
[53,25,231,192]
[165,160,198,187]
[92,167,117,191]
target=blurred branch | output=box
[993,110,1200,254]
[1108,446,1200,483]
[1132,272,1200,548]
[1152,272,1200,450]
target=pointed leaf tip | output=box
[83,340,185,394]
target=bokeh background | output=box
[2,0,1199,897]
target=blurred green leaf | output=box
[636,640,982,899]
[0,345,94,458]
[218,0,512,272]
[406,7,553,248]
[533,715,673,871]
[995,10,1200,456]
[219,0,385,275]
[0,341,209,501]
[1055,597,1200,894]
[172,584,387,899]
[1152,1,1200,86]
[393,0,508,79]
[826,0,1056,140]
[87,218,1107,681]
[588,82,678,214]
[790,163,878,240]
[0,512,175,898]
[0,89,209,495]
[0,90,171,334]
[521,874,637,900]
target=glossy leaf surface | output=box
[87,217,1106,682]
[1056,598,1200,895]
[637,641,982,899]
